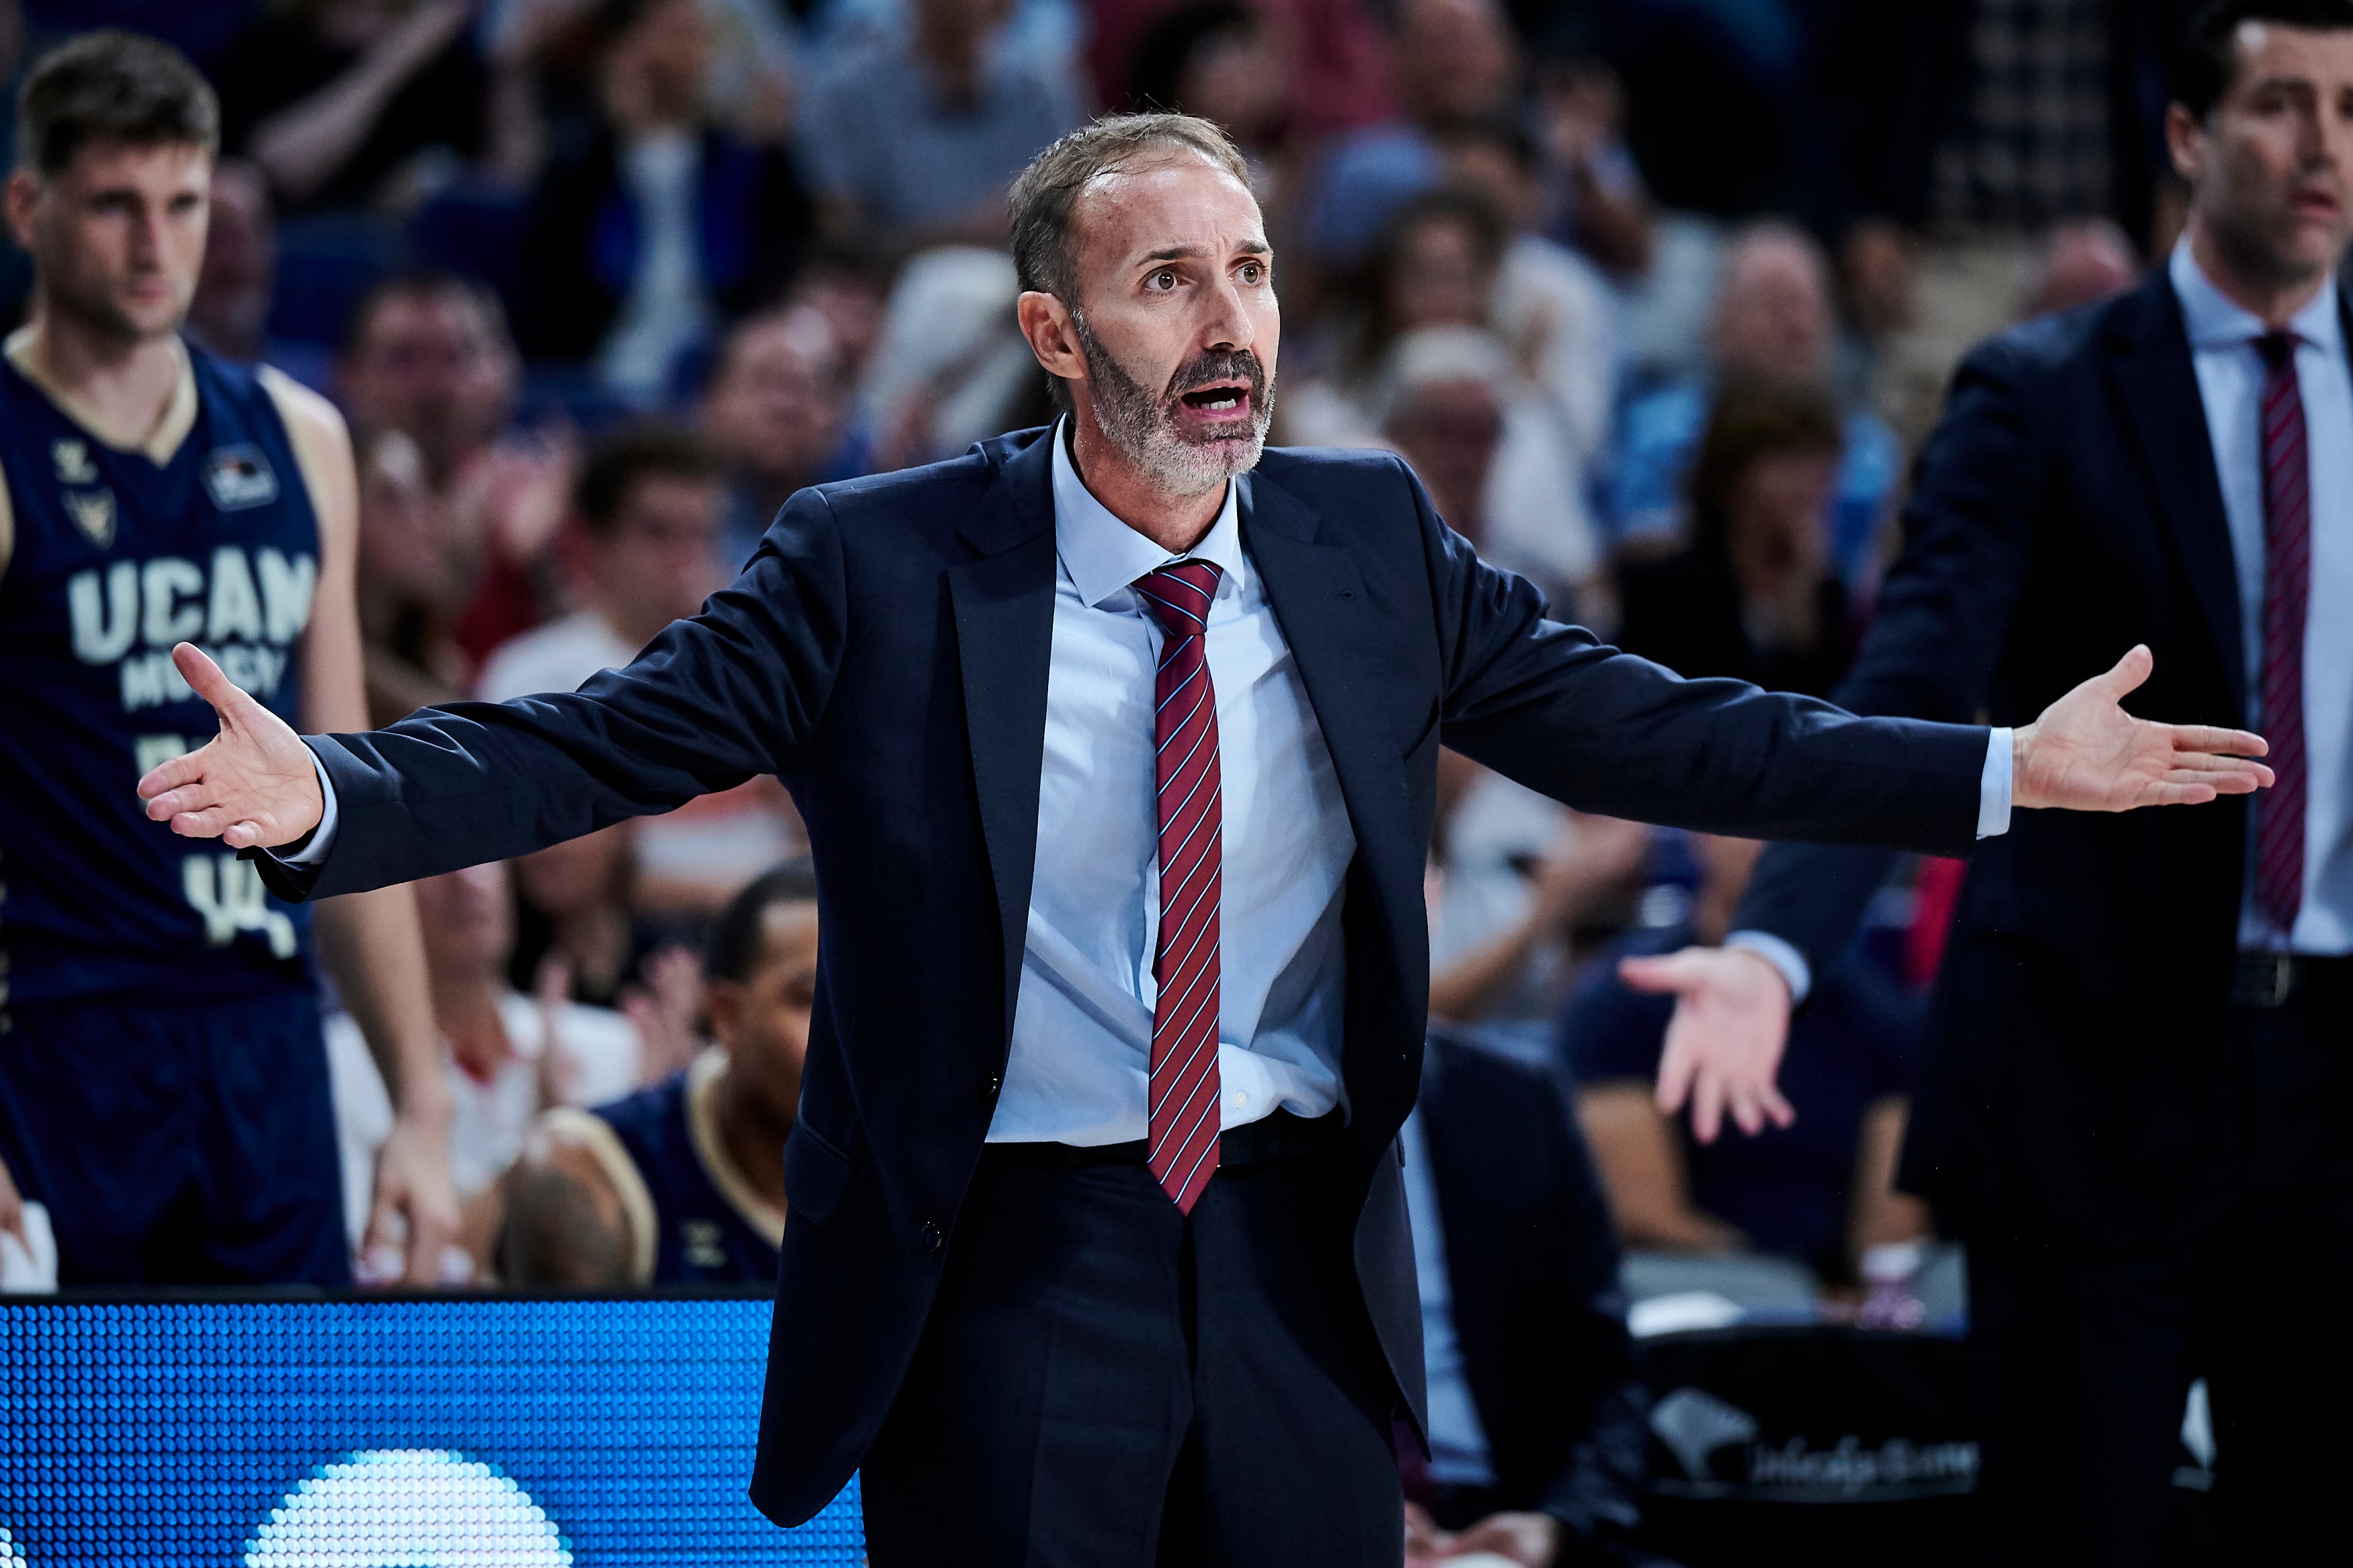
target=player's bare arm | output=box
[264,367,459,1286]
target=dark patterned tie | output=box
[2254,331,2309,936]
[1134,560,1225,1213]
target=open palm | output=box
[136,643,323,850]
[2015,645,2272,811]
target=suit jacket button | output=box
[920,1221,944,1252]
[979,1071,1002,1100]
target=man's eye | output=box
[1238,262,1265,284]
[1149,269,1177,291]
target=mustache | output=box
[1164,349,1268,403]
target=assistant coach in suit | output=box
[135,115,2268,1565]
[1622,6,2353,1561]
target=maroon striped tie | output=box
[1135,561,1224,1213]
[2255,331,2309,935]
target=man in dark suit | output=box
[1623,5,2353,1561]
[1400,1026,1657,1567]
[134,114,2264,1565]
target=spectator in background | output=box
[1400,1020,1658,1567]
[699,308,866,571]
[518,0,813,402]
[2020,214,2143,319]
[1559,832,1931,1285]
[213,0,526,213]
[1443,113,1620,468]
[325,860,647,1280]
[478,424,803,913]
[1127,2,1291,190]
[1607,220,1899,586]
[184,159,275,364]
[1371,327,1598,608]
[501,860,815,1286]
[781,241,893,380]
[352,427,471,725]
[337,271,569,671]
[1526,57,1652,281]
[1427,802,1649,1028]
[796,0,1083,253]
[1614,378,1855,699]
[1302,0,1518,263]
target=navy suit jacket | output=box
[1736,272,2342,1241]
[254,426,1985,1524]
[1419,1028,1648,1546]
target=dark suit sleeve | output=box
[1409,458,1988,856]
[1734,337,2044,977]
[253,489,848,902]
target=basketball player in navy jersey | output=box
[0,32,457,1286]
[500,862,816,1286]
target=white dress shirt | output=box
[990,423,1356,1143]
[2169,242,2353,956]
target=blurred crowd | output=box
[0,0,2187,1309]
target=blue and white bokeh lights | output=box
[0,1296,863,1565]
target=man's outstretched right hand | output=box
[1619,945,1795,1144]
[136,643,323,850]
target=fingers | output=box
[2169,725,2268,759]
[1656,1030,1697,1114]
[136,749,208,803]
[2093,643,2154,700]
[1691,1063,1725,1146]
[1618,950,1700,995]
[171,642,250,716]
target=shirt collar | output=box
[1049,417,1244,610]
[2169,237,2344,358]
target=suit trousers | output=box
[1964,974,2353,1566]
[859,1131,1405,1567]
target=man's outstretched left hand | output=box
[2015,645,2271,811]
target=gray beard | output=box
[1070,308,1273,499]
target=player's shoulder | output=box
[246,359,350,450]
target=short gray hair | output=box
[1007,113,1252,308]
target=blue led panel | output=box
[0,1295,864,1565]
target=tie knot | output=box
[1136,559,1222,638]
[2257,329,2300,370]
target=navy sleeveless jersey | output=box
[0,345,321,1006]
[594,1059,783,1285]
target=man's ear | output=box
[3,169,42,254]
[2164,101,2206,185]
[706,979,746,1050]
[1018,290,1087,387]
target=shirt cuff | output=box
[1724,930,1810,1007]
[280,745,340,866]
[1979,727,2013,839]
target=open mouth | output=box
[1176,381,1254,419]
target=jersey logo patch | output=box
[50,438,97,485]
[63,487,116,548]
[202,445,280,511]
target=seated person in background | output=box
[213,0,528,213]
[478,423,803,913]
[327,861,645,1280]
[352,427,472,725]
[501,860,817,1286]
[698,307,865,573]
[1606,221,1898,585]
[794,0,1084,255]
[335,270,569,674]
[1612,376,1854,700]
[1557,833,1930,1286]
[1400,1016,1657,1567]
[184,161,277,368]
[518,0,813,402]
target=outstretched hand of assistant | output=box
[2015,645,2271,811]
[135,643,324,850]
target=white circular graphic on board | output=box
[245,1450,571,1567]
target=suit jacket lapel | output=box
[1240,469,1427,994]
[947,434,1058,1050]
[2106,273,2244,717]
